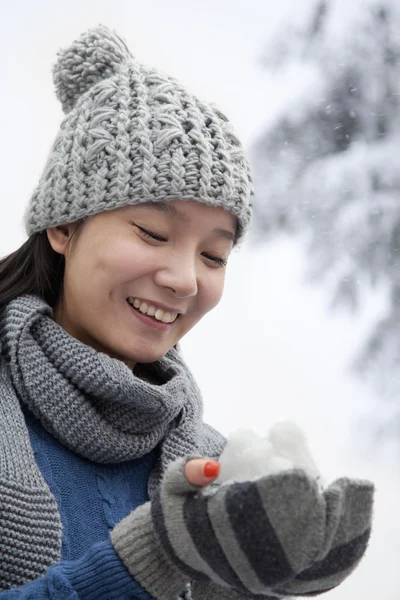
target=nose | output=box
[154,254,198,298]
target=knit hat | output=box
[24,24,253,245]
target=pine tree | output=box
[252,0,400,403]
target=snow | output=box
[217,421,324,487]
[252,0,400,409]
[258,0,400,130]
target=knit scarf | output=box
[0,294,225,590]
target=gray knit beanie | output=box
[24,24,253,244]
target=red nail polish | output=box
[204,461,220,478]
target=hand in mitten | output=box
[111,455,373,600]
[269,475,374,597]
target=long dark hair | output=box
[0,223,84,308]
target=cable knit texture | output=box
[0,294,225,591]
[23,24,253,244]
[22,401,158,559]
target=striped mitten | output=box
[269,476,374,597]
[111,457,374,600]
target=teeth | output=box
[127,297,178,323]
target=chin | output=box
[121,345,171,365]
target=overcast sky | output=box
[1,2,398,598]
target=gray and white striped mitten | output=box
[111,456,374,600]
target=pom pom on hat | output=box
[52,24,133,114]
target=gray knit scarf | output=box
[0,294,225,590]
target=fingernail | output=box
[204,460,220,479]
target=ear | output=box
[46,224,76,257]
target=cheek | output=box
[88,242,140,285]
[200,275,226,313]
[64,244,121,302]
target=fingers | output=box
[161,456,221,495]
[185,458,221,487]
[322,477,374,552]
[276,478,375,596]
[314,480,345,561]
[254,469,325,573]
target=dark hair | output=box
[0,223,84,308]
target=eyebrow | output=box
[146,201,236,243]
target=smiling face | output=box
[46,200,237,367]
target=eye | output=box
[203,254,228,267]
[135,223,228,266]
[136,226,166,242]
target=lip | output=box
[127,296,184,315]
[126,300,177,331]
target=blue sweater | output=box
[1,404,159,599]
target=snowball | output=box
[268,420,323,482]
[217,429,276,484]
[215,420,324,488]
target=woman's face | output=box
[47,200,236,366]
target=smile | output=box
[127,297,178,324]
[126,299,178,331]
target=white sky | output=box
[1,1,398,598]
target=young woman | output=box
[0,25,373,600]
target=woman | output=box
[0,25,373,600]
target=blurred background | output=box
[1,0,398,597]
